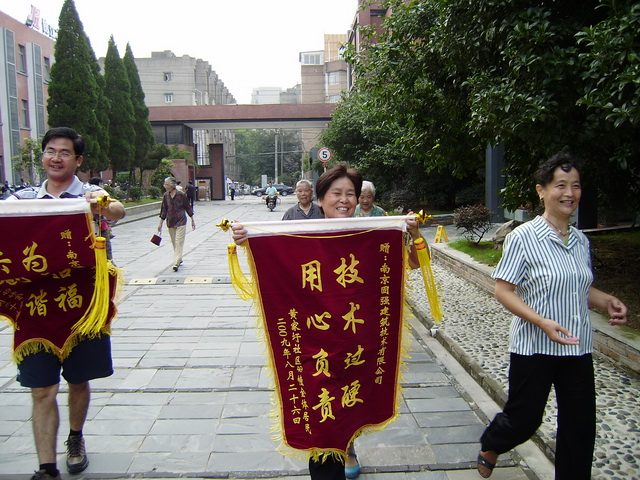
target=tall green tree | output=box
[325,0,639,217]
[575,0,640,215]
[235,129,302,185]
[123,43,154,184]
[85,41,111,172]
[103,36,135,176]
[12,137,44,185]
[47,0,107,173]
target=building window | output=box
[44,57,51,81]
[22,100,30,128]
[329,95,341,103]
[165,125,184,144]
[164,72,172,82]
[301,52,323,65]
[19,44,27,73]
[328,71,341,85]
[164,93,173,104]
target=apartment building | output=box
[127,50,240,186]
[251,87,283,105]
[299,34,349,160]
[0,9,55,185]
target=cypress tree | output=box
[103,36,135,176]
[123,43,154,183]
[47,0,106,173]
[86,46,111,173]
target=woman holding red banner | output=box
[233,165,424,480]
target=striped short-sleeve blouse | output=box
[492,215,594,356]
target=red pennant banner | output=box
[243,217,407,454]
[0,199,118,361]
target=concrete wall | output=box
[430,242,640,376]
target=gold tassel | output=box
[228,243,254,300]
[71,236,111,336]
[414,237,443,323]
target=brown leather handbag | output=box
[150,232,162,246]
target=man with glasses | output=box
[8,127,125,480]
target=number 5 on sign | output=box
[317,147,332,163]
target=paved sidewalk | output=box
[0,198,554,479]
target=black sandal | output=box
[477,452,495,478]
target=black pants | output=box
[480,353,595,479]
[309,456,345,480]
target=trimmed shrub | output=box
[128,186,143,201]
[103,184,126,201]
[147,185,162,199]
[454,204,493,244]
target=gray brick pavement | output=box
[0,198,553,479]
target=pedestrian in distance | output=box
[477,152,628,479]
[281,179,324,220]
[185,180,196,209]
[232,164,424,480]
[229,182,236,200]
[354,180,386,217]
[6,126,126,480]
[158,176,195,272]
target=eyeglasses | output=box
[43,150,77,161]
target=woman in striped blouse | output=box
[477,152,628,479]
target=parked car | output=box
[252,184,294,197]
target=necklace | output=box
[543,215,569,237]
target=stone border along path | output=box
[406,261,640,480]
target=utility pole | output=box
[274,132,278,184]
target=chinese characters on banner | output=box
[242,217,407,455]
[0,199,119,362]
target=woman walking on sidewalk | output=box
[477,152,628,479]
[158,177,195,271]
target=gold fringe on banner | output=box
[13,333,82,365]
[72,236,117,335]
[227,243,255,301]
[413,237,442,323]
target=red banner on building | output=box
[238,217,409,456]
[0,199,120,363]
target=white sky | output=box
[4,1,358,104]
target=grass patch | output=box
[448,228,639,331]
[588,228,640,331]
[448,238,502,266]
[122,198,161,208]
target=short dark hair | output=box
[89,177,103,186]
[42,127,85,156]
[315,164,363,201]
[534,152,581,187]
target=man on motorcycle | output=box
[265,182,278,211]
